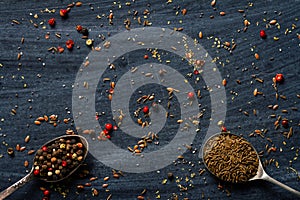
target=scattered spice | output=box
[260,30,267,38]
[66,39,74,50]
[219,11,226,16]
[211,0,216,7]
[281,118,289,128]
[275,73,284,83]
[59,9,68,17]
[187,92,194,100]
[48,18,56,27]
[269,19,277,25]
[198,31,203,39]
[76,25,83,32]
[7,147,14,156]
[85,39,93,46]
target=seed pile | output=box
[203,133,259,183]
[33,136,86,181]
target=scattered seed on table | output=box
[220,11,226,16]
[273,105,279,110]
[75,1,82,6]
[77,185,85,190]
[28,150,35,155]
[211,0,216,7]
[24,160,29,167]
[92,188,99,196]
[85,182,92,187]
[253,88,258,96]
[12,19,20,24]
[89,177,98,181]
[198,31,203,39]
[280,95,287,100]
[243,111,249,116]
[269,19,277,25]
[24,135,30,143]
[20,146,26,152]
[16,144,20,151]
[244,19,250,26]
[255,78,264,83]
[137,196,145,200]
[7,148,14,156]
[222,79,227,86]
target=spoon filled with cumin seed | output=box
[0,134,89,200]
[202,132,300,197]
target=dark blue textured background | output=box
[0,0,299,199]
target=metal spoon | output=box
[202,132,300,197]
[0,135,89,200]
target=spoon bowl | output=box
[202,132,300,197]
[0,134,88,200]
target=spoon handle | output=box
[263,174,300,197]
[0,172,34,200]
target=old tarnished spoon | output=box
[0,135,88,200]
[202,132,300,197]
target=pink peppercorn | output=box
[260,30,267,39]
[48,18,56,27]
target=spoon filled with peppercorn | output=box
[202,132,300,197]
[0,134,88,200]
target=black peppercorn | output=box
[80,28,89,36]
[36,149,43,155]
[47,154,52,160]
[76,150,83,155]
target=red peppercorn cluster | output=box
[66,39,74,50]
[33,136,86,181]
[102,123,118,139]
